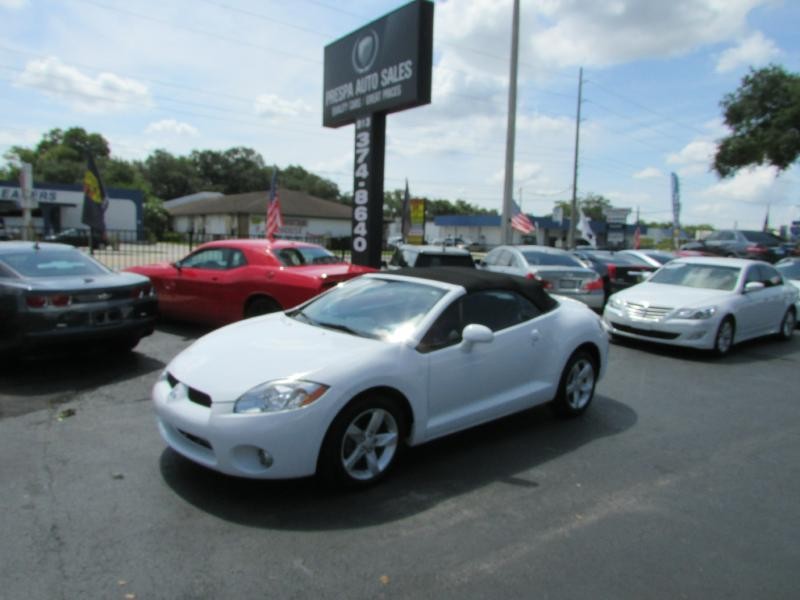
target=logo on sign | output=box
[352,30,379,74]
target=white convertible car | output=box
[153,268,608,487]
[603,257,797,355]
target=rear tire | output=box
[243,296,281,319]
[318,395,406,488]
[551,350,597,418]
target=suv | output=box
[701,229,787,263]
[386,244,475,269]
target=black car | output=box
[700,229,788,263]
[0,242,157,357]
[571,249,657,300]
[386,244,476,269]
[44,227,108,249]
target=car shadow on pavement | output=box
[155,320,217,340]
[159,395,637,530]
[0,348,164,411]
[610,332,799,364]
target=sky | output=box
[1,0,799,231]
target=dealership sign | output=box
[323,0,433,128]
[323,0,434,268]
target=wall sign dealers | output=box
[323,0,434,268]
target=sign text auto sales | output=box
[325,60,414,119]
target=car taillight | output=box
[582,277,604,291]
[746,245,767,254]
[50,294,71,307]
[25,295,47,308]
[527,272,553,289]
[606,264,617,279]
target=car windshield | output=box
[275,246,340,266]
[776,261,800,280]
[649,262,740,291]
[289,277,447,341]
[522,251,581,267]
[0,248,109,277]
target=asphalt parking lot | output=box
[1,324,798,599]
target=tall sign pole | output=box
[501,0,520,245]
[671,172,681,250]
[567,67,583,249]
[323,0,434,268]
[19,162,34,241]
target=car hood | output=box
[614,282,733,308]
[166,313,387,403]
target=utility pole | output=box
[501,0,520,245]
[567,67,583,249]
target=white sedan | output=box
[603,257,798,355]
[153,268,608,487]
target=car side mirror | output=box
[171,261,182,271]
[744,281,764,293]
[461,324,494,350]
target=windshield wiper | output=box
[315,321,360,336]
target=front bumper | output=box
[602,304,718,350]
[152,377,330,479]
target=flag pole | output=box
[500,0,520,245]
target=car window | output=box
[290,277,447,341]
[494,250,513,267]
[483,249,501,266]
[181,248,231,270]
[415,253,474,268]
[757,264,782,286]
[719,231,735,241]
[522,250,583,267]
[650,262,740,291]
[645,252,675,265]
[0,249,108,277]
[418,289,540,353]
[619,253,651,266]
[229,250,247,268]
[741,231,781,245]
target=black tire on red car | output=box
[243,296,281,319]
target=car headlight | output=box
[234,380,329,414]
[673,306,717,320]
[608,296,624,309]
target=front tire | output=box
[778,308,796,340]
[552,350,597,418]
[713,317,735,356]
[318,395,406,488]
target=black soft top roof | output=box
[389,266,557,312]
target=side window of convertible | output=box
[461,290,540,331]
[418,301,463,353]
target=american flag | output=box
[266,168,283,240]
[510,201,535,234]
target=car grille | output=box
[622,301,673,321]
[611,322,680,340]
[166,372,212,408]
[177,429,213,450]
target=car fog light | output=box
[258,450,274,468]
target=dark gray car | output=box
[0,242,157,357]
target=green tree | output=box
[713,64,800,177]
[141,150,203,200]
[554,193,612,221]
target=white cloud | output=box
[633,167,664,179]
[15,57,151,113]
[145,119,198,137]
[667,139,717,175]
[701,164,779,202]
[254,94,310,119]
[715,31,781,73]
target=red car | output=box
[126,239,375,325]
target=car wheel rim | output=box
[565,358,595,410]
[717,322,733,353]
[340,408,399,481]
